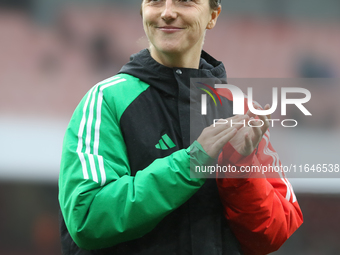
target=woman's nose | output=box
[161,0,178,21]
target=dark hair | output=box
[141,0,221,15]
[209,0,221,10]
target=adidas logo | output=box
[155,134,176,150]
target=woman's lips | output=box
[158,26,183,33]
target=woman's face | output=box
[142,0,220,59]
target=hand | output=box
[229,104,271,156]
[197,115,247,158]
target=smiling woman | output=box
[142,0,221,68]
[58,0,303,254]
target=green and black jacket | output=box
[59,49,242,255]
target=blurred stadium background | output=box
[1,0,340,254]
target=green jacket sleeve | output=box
[58,75,210,250]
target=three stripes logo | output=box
[197,82,222,115]
[155,134,176,150]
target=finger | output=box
[209,118,230,133]
[254,103,271,121]
[253,100,263,109]
[202,118,230,139]
[251,103,269,134]
[244,132,253,151]
[212,128,238,153]
[214,120,243,141]
[256,113,270,135]
[229,114,249,131]
[252,123,263,145]
[246,108,256,119]
[264,104,271,119]
[246,101,264,119]
[210,115,248,136]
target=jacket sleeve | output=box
[58,79,207,250]
[215,89,303,255]
[216,137,303,255]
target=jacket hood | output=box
[118,49,227,96]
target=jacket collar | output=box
[118,49,227,96]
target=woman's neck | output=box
[149,46,201,69]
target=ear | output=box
[206,5,222,30]
[140,2,143,17]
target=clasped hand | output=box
[197,104,271,158]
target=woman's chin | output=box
[158,46,186,56]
